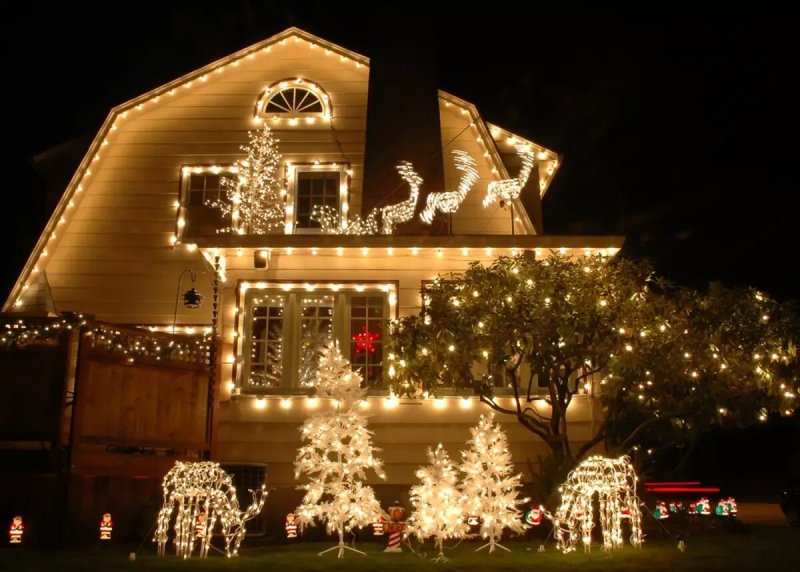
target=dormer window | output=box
[255,78,332,125]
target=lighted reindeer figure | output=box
[310,161,422,235]
[482,144,536,207]
[154,461,266,559]
[551,455,642,553]
[419,150,479,224]
[379,161,422,234]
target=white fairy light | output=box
[460,413,528,553]
[420,150,479,224]
[550,455,642,554]
[312,161,422,235]
[154,461,266,559]
[294,341,386,558]
[406,443,469,562]
[482,145,536,207]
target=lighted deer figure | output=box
[312,161,423,235]
[550,455,642,553]
[154,461,266,559]
[482,144,535,207]
[379,161,422,234]
[419,150,479,224]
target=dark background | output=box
[3,4,797,301]
[1,2,798,495]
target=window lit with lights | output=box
[295,172,340,229]
[285,164,349,234]
[177,166,235,240]
[350,296,385,388]
[254,78,332,122]
[238,284,392,391]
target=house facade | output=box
[3,28,622,535]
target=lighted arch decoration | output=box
[551,455,642,553]
[255,78,332,125]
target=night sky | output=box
[3,5,798,302]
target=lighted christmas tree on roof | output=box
[407,443,469,562]
[210,123,286,234]
[294,341,386,558]
[460,413,528,553]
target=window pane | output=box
[248,296,284,388]
[350,296,385,389]
[298,295,335,387]
[295,171,340,229]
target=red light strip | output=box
[645,487,721,493]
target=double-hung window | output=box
[237,283,395,392]
[177,166,235,240]
[285,163,350,233]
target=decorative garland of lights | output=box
[420,151,479,224]
[406,443,468,563]
[311,161,423,235]
[154,461,266,559]
[482,145,536,207]
[1,316,85,348]
[550,455,642,554]
[89,325,210,365]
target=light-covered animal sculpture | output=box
[154,461,266,559]
[379,161,422,234]
[550,455,642,553]
[311,161,422,235]
[482,144,536,208]
[419,150,479,224]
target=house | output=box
[1,27,622,537]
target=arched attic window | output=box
[254,78,332,126]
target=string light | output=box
[406,444,468,563]
[550,455,642,554]
[482,145,536,207]
[460,413,528,553]
[154,461,266,558]
[294,342,386,558]
[420,151,479,224]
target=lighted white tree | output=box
[294,341,386,557]
[460,413,528,553]
[211,123,285,234]
[407,443,469,562]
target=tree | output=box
[407,443,468,562]
[211,123,286,234]
[460,413,527,553]
[294,341,386,557]
[387,253,798,484]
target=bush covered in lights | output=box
[387,252,799,482]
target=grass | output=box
[0,526,797,571]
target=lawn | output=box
[1,526,797,571]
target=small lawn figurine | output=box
[9,516,23,544]
[99,513,113,541]
[385,503,406,553]
[285,513,298,539]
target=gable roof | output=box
[4,27,559,311]
[3,28,368,312]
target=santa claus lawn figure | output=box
[524,505,544,527]
[195,512,208,539]
[285,513,298,539]
[9,516,23,544]
[99,513,113,541]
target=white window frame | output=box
[284,163,350,234]
[233,281,398,393]
[176,164,236,243]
